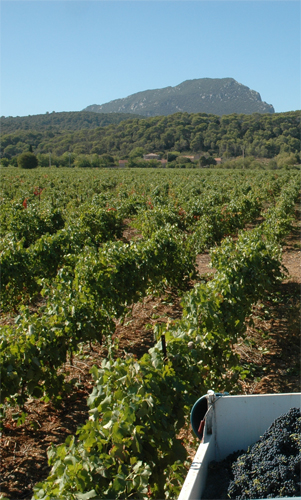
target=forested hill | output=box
[84,78,275,117]
[0,111,143,135]
[1,110,300,161]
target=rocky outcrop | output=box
[84,78,274,117]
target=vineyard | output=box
[0,167,300,499]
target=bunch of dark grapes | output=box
[228,407,301,499]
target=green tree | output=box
[37,153,50,168]
[74,155,91,168]
[191,133,204,152]
[199,156,208,167]
[17,151,38,169]
[129,147,145,159]
[99,153,115,167]
[207,156,217,166]
[10,157,18,167]
[176,156,191,165]
[275,152,299,168]
[166,151,180,162]
[3,144,18,158]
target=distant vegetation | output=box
[1,110,300,169]
[1,111,142,135]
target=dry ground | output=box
[0,211,300,500]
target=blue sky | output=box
[1,0,300,117]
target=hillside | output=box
[1,111,299,162]
[0,111,143,135]
[84,78,275,117]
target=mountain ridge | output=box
[83,78,275,117]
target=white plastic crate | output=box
[178,391,301,500]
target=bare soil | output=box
[0,212,300,500]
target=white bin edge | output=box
[178,392,301,500]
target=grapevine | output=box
[0,167,299,499]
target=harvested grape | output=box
[202,407,300,499]
[228,407,301,499]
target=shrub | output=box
[17,152,38,169]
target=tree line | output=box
[1,110,300,167]
[0,111,140,135]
